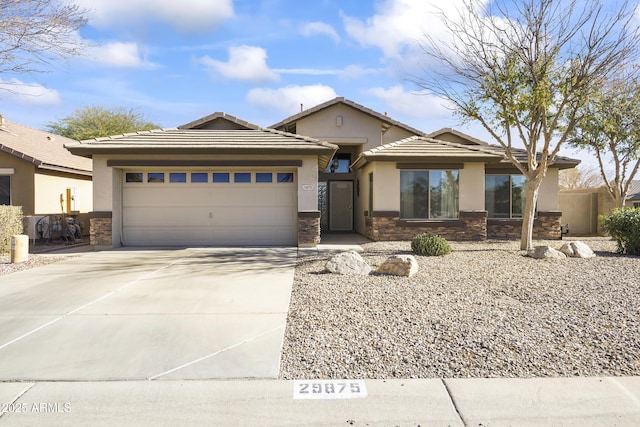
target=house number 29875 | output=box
[293,380,367,400]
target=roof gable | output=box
[0,119,92,175]
[427,128,490,146]
[351,136,505,169]
[178,112,261,130]
[270,97,425,136]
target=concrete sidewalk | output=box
[1,377,639,426]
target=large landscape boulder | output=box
[325,251,372,275]
[376,255,419,277]
[528,245,567,260]
[560,241,596,259]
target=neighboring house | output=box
[66,100,580,248]
[0,116,92,218]
[626,180,640,208]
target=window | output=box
[191,173,208,183]
[0,175,10,205]
[634,202,640,208]
[147,172,165,183]
[213,172,230,183]
[368,172,373,215]
[485,175,527,218]
[169,172,187,183]
[324,153,351,173]
[125,172,143,183]
[256,172,273,183]
[277,172,294,183]
[400,170,459,219]
[233,172,251,183]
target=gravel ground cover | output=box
[0,253,78,276]
[280,238,640,379]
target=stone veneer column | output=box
[533,211,563,239]
[90,211,112,247]
[298,211,321,247]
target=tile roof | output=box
[65,127,339,169]
[351,134,581,170]
[627,180,640,200]
[270,97,426,136]
[351,136,505,169]
[0,119,92,176]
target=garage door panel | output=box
[122,171,298,246]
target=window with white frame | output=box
[400,170,459,219]
[485,175,527,218]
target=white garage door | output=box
[122,170,297,246]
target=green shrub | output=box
[411,232,451,256]
[0,206,24,254]
[602,208,640,255]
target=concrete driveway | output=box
[0,247,296,381]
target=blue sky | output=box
[0,0,606,167]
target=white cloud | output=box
[0,79,61,105]
[246,85,337,115]
[342,0,489,61]
[91,42,156,68]
[366,85,454,119]
[300,22,341,43]
[338,65,383,80]
[75,0,234,33]
[198,45,279,83]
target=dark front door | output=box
[329,181,353,231]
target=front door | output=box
[329,181,353,231]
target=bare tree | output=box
[568,71,640,207]
[558,166,602,190]
[0,0,88,81]
[416,0,639,250]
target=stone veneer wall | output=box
[365,210,487,241]
[366,210,562,241]
[90,212,112,246]
[298,211,321,246]
[487,211,563,240]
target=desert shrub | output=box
[602,208,640,255]
[411,232,451,256]
[0,206,24,254]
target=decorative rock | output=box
[528,245,567,260]
[325,251,372,275]
[376,255,419,277]
[560,241,596,259]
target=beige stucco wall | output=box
[382,126,418,144]
[33,172,92,214]
[0,152,35,214]
[459,163,485,211]
[372,162,401,211]
[296,105,383,152]
[538,168,559,211]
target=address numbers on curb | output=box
[293,380,367,400]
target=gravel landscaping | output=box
[280,237,640,379]
[0,253,78,276]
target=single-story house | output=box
[0,116,92,217]
[66,100,580,248]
